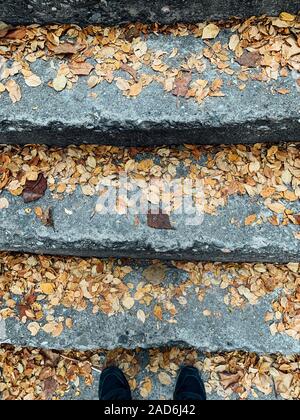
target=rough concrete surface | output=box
[1,270,298,354]
[0,187,299,263]
[0,33,300,147]
[1,1,299,26]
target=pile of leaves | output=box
[145,348,300,400]
[0,345,299,400]
[0,143,299,232]
[0,253,299,341]
[0,13,300,104]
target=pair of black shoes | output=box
[99,366,206,400]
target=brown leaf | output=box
[172,72,192,97]
[41,350,60,367]
[236,51,261,68]
[153,304,163,321]
[121,63,138,82]
[52,42,83,55]
[147,212,173,230]
[143,264,167,285]
[22,173,47,203]
[0,168,9,189]
[43,377,58,399]
[291,215,300,225]
[69,61,94,76]
[38,207,54,227]
[220,372,243,390]
[6,27,27,40]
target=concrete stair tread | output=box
[1,345,299,400]
[1,21,300,146]
[0,254,299,353]
[1,142,299,262]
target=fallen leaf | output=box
[172,72,192,97]
[41,350,60,367]
[69,62,94,76]
[40,207,54,227]
[121,63,138,82]
[6,27,27,40]
[128,81,143,97]
[122,296,135,310]
[43,377,58,399]
[53,43,83,55]
[143,264,167,285]
[277,88,290,95]
[229,34,240,51]
[27,322,40,337]
[220,372,243,389]
[52,75,67,92]
[158,372,172,386]
[87,75,99,88]
[22,173,47,203]
[236,51,261,67]
[279,12,296,22]
[153,305,163,321]
[137,309,146,323]
[0,197,9,210]
[140,377,152,398]
[267,202,286,214]
[25,74,42,87]
[245,214,257,226]
[5,79,21,103]
[40,283,55,295]
[116,78,130,91]
[202,24,220,40]
[147,212,173,230]
[0,168,9,189]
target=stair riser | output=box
[1,0,299,26]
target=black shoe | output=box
[174,366,207,401]
[99,367,132,400]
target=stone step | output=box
[1,19,300,147]
[0,253,299,354]
[2,345,299,400]
[1,143,299,263]
[1,1,299,26]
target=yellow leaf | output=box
[128,82,143,97]
[280,12,296,22]
[267,202,286,214]
[229,34,239,51]
[202,24,220,40]
[122,296,135,310]
[40,283,55,295]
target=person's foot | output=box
[99,367,132,400]
[174,366,207,400]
